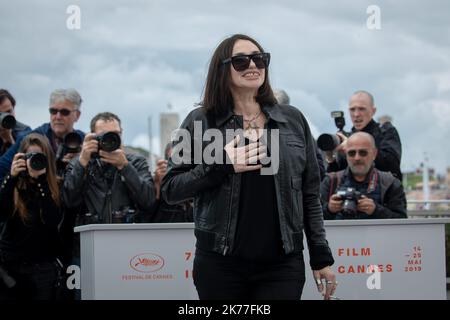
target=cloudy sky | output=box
[1,0,449,174]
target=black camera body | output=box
[0,112,16,129]
[336,187,362,217]
[96,131,121,152]
[317,111,351,151]
[56,132,83,162]
[19,152,47,177]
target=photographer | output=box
[149,142,193,223]
[0,89,31,156]
[62,112,156,225]
[321,132,407,220]
[324,91,402,181]
[0,134,62,300]
[0,89,84,181]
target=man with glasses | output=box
[325,90,402,181]
[0,89,84,181]
[0,89,31,156]
[321,132,407,220]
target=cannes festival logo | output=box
[130,253,165,273]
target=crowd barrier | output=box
[75,218,450,300]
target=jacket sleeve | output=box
[314,140,326,181]
[62,158,86,209]
[372,178,407,219]
[299,113,335,270]
[0,174,17,221]
[161,112,233,205]
[320,174,337,220]
[374,124,402,178]
[0,137,21,182]
[119,155,156,212]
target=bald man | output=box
[326,90,402,181]
[321,132,406,220]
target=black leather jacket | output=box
[62,153,156,224]
[327,120,403,181]
[161,104,334,269]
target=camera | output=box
[96,131,121,152]
[19,152,47,177]
[56,132,83,162]
[317,111,350,151]
[0,112,16,129]
[336,187,362,217]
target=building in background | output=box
[159,104,179,157]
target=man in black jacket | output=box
[325,90,402,181]
[321,132,407,220]
[63,112,156,224]
[0,89,31,156]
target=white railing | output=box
[407,200,450,217]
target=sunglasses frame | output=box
[347,149,369,158]
[49,108,75,116]
[222,52,271,72]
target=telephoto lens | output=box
[0,112,16,129]
[317,133,342,151]
[63,132,82,153]
[96,132,121,152]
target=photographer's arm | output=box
[375,125,402,178]
[119,155,156,213]
[0,174,17,222]
[320,175,337,220]
[62,158,86,209]
[0,135,22,181]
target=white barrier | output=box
[74,218,450,300]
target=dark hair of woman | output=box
[14,133,60,221]
[201,34,277,116]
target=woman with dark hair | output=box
[0,133,62,300]
[161,34,336,300]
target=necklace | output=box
[243,110,261,131]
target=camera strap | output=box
[367,169,378,194]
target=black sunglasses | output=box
[49,108,74,116]
[222,52,270,72]
[347,149,369,157]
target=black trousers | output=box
[0,261,59,300]
[193,250,306,300]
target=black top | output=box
[232,137,283,262]
[0,174,62,264]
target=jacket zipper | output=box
[106,188,112,224]
[223,117,237,255]
[223,174,234,255]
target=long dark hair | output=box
[14,133,60,222]
[201,34,277,116]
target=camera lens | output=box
[0,112,16,129]
[26,152,47,171]
[63,132,82,153]
[342,199,358,216]
[98,132,121,152]
[317,133,341,151]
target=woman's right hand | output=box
[10,153,27,177]
[224,135,266,173]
